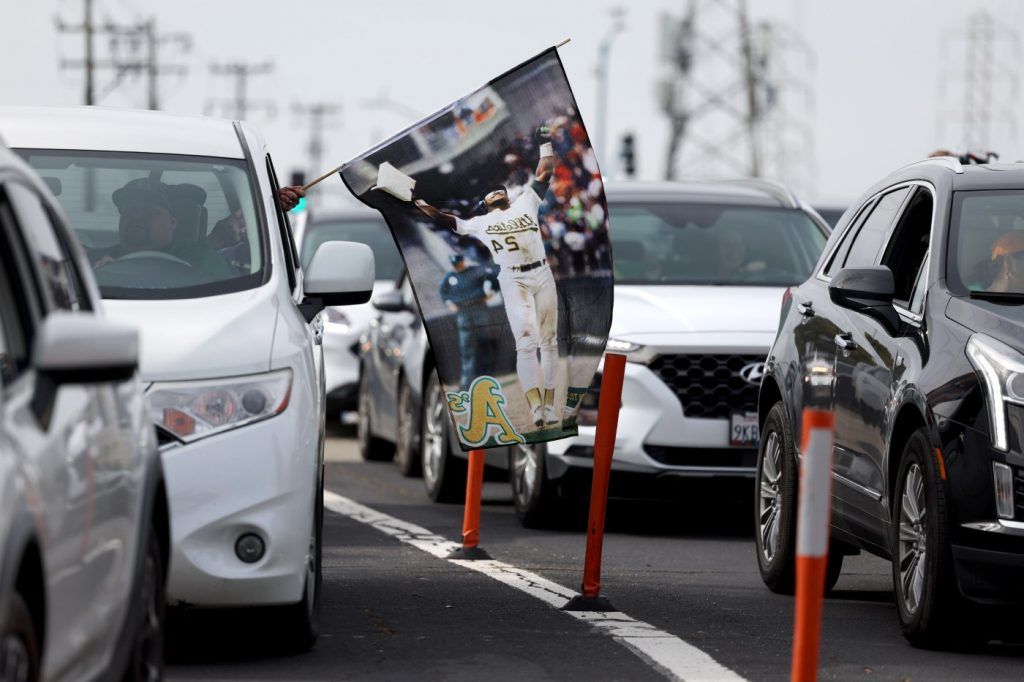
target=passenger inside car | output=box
[986,230,1024,293]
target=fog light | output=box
[993,462,1015,520]
[235,533,265,563]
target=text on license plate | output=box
[730,413,760,447]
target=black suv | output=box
[757,155,1024,646]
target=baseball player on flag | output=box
[414,126,560,430]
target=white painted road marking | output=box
[324,490,746,682]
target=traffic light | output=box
[620,133,636,178]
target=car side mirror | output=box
[300,241,376,322]
[829,266,900,331]
[372,290,409,313]
[32,312,139,428]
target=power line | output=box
[207,61,274,121]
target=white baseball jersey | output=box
[455,186,546,268]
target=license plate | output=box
[730,413,760,447]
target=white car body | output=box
[0,142,166,681]
[0,106,373,625]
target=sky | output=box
[3,0,1023,208]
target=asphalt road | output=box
[167,429,1024,681]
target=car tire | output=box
[281,478,323,652]
[421,371,465,503]
[510,442,560,528]
[0,591,39,682]
[755,402,799,594]
[824,547,844,594]
[122,526,166,682]
[395,381,421,477]
[892,427,963,648]
[357,372,394,462]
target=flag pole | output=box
[301,165,343,191]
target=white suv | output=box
[0,142,168,680]
[1,106,375,650]
[512,180,830,526]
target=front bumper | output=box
[160,409,317,607]
[547,359,759,479]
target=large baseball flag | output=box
[339,47,613,450]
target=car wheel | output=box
[510,442,560,528]
[395,381,421,477]
[282,478,323,652]
[421,371,465,503]
[825,546,844,593]
[0,592,39,682]
[755,402,799,594]
[122,526,165,682]
[357,372,394,462]
[892,428,962,648]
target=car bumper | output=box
[160,410,316,607]
[547,359,759,479]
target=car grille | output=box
[1015,467,1024,521]
[648,354,764,419]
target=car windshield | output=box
[608,202,827,286]
[18,149,265,300]
[949,190,1024,296]
[301,216,403,280]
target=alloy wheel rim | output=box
[898,463,927,615]
[758,431,783,562]
[0,634,30,682]
[357,382,370,453]
[422,382,444,488]
[397,387,413,463]
[512,444,538,505]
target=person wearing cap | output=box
[987,231,1024,293]
[439,253,500,390]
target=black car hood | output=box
[946,295,1024,349]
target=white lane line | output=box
[324,490,746,682]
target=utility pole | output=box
[594,7,626,171]
[293,103,341,180]
[657,0,774,181]
[208,62,274,120]
[939,10,1020,152]
[56,4,189,109]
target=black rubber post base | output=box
[447,546,492,561]
[562,594,616,612]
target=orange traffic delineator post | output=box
[448,448,491,560]
[791,409,835,682]
[564,352,627,612]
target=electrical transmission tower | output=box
[657,0,763,180]
[207,62,275,121]
[938,10,1020,152]
[56,0,190,108]
[754,21,817,197]
[293,103,342,180]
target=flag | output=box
[339,48,613,449]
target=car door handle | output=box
[796,302,814,317]
[835,333,857,351]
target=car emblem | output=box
[739,362,766,385]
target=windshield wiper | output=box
[968,290,1024,303]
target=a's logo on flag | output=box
[339,47,614,450]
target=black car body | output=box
[758,155,1024,646]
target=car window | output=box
[822,198,875,278]
[948,190,1024,294]
[842,187,911,270]
[301,217,404,280]
[606,202,827,286]
[907,252,929,315]
[0,192,40,381]
[18,149,265,300]
[881,188,933,310]
[6,182,87,312]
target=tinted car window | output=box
[842,187,910,269]
[19,149,265,300]
[948,190,1024,294]
[606,202,827,286]
[0,195,38,380]
[881,188,933,309]
[6,183,86,311]
[301,217,404,280]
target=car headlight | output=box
[966,334,1024,452]
[147,369,292,443]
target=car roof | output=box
[603,180,801,208]
[0,106,247,159]
[874,156,1024,193]
[308,207,385,224]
